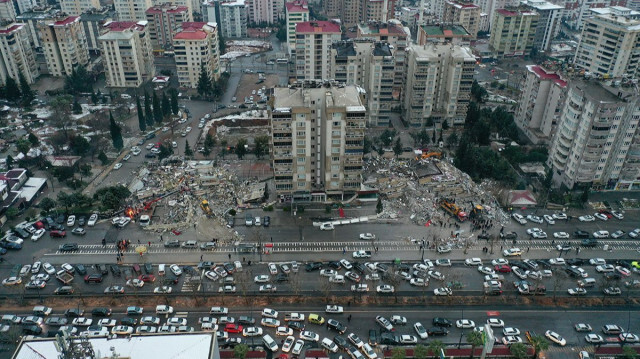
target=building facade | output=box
[514,65,567,144]
[548,79,640,189]
[15,6,57,48]
[365,0,395,22]
[145,3,191,47]
[0,0,16,21]
[489,7,539,57]
[173,22,220,88]
[219,0,247,38]
[417,24,473,44]
[443,0,481,38]
[114,0,153,20]
[403,44,475,127]
[38,15,90,76]
[285,0,309,56]
[99,20,154,87]
[364,42,396,127]
[565,0,612,30]
[60,0,100,16]
[573,6,640,78]
[295,21,341,80]
[0,22,38,84]
[80,8,112,52]
[520,0,563,52]
[246,0,279,24]
[271,84,366,198]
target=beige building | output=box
[295,21,341,80]
[365,0,395,22]
[146,3,191,48]
[0,0,16,21]
[403,44,475,127]
[443,0,480,38]
[489,7,539,57]
[514,65,567,144]
[270,83,366,198]
[114,0,153,20]
[99,21,154,88]
[60,0,100,16]
[173,22,220,88]
[285,0,309,56]
[38,16,90,77]
[0,23,38,85]
[574,6,640,79]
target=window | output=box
[297,157,306,163]
[296,148,305,154]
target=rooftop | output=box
[421,24,471,37]
[273,84,363,109]
[220,0,245,7]
[174,22,211,40]
[520,0,564,10]
[285,0,308,13]
[496,8,538,16]
[574,79,626,102]
[372,42,393,56]
[527,65,567,87]
[296,20,341,33]
[445,0,480,9]
[333,41,356,57]
[0,23,24,35]
[52,15,79,26]
[103,20,147,31]
[146,4,189,13]
[357,21,408,36]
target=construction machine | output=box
[200,200,213,216]
[440,199,467,221]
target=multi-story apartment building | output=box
[13,0,38,15]
[146,3,191,48]
[514,65,567,144]
[99,20,154,87]
[489,7,539,57]
[574,6,640,78]
[473,0,520,29]
[174,22,219,88]
[114,0,153,20]
[323,0,342,18]
[417,24,473,44]
[403,44,475,127]
[270,83,366,199]
[202,0,217,23]
[0,0,16,21]
[295,21,341,80]
[365,0,395,22]
[38,15,90,76]
[520,0,563,52]
[331,40,370,85]
[219,0,247,38]
[443,0,481,38]
[60,0,100,16]
[0,22,38,84]
[80,8,112,52]
[16,6,57,47]
[246,0,280,24]
[343,0,364,26]
[548,79,640,189]
[285,0,309,56]
[565,0,611,30]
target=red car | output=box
[495,265,512,273]
[598,209,613,219]
[50,230,66,238]
[138,274,156,282]
[84,274,103,283]
[224,323,243,333]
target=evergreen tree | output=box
[28,133,39,146]
[144,91,154,127]
[72,97,82,114]
[136,96,146,132]
[184,140,193,157]
[4,77,20,102]
[109,111,123,150]
[169,89,179,115]
[235,138,247,159]
[204,133,215,149]
[197,64,212,97]
[161,92,171,117]
[393,138,403,157]
[18,71,34,106]
[152,92,162,124]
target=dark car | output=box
[164,239,180,248]
[64,308,84,318]
[433,317,452,327]
[137,139,145,146]
[183,266,197,275]
[23,325,43,335]
[226,217,235,228]
[144,153,156,158]
[120,317,137,326]
[581,238,598,247]
[368,329,379,346]
[263,216,270,227]
[616,260,633,269]
[84,274,103,283]
[328,261,342,270]
[605,272,622,281]
[288,321,305,331]
[238,316,255,325]
[500,231,518,239]
[334,335,349,350]
[566,258,587,266]
[223,262,235,274]
[74,264,87,275]
[380,333,399,345]
[95,264,108,275]
[50,224,65,231]
[59,243,78,252]
[144,263,154,274]
[50,230,67,238]
[353,262,366,274]
[327,319,347,334]
[110,265,121,276]
[56,214,65,224]
[13,228,30,239]
[275,273,289,282]
[305,262,323,272]
[0,241,22,250]
[536,259,551,268]
[427,327,449,336]
[163,276,179,285]
[91,307,112,317]
[221,338,243,349]
[565,266,582,278]
[198,261,214,270]
[477,233,489,240]
[77,217,86,226]
[54,286,74,295]
[573,230,590,239]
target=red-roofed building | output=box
[443,0,480,38]
[489,7,539,57]
[99,20,155,88]
[38,16,90,76]
[60,0,100,16]
[0,0,16,21]
[295,21,342,80]
[0,22,39,85]
[515,65,567,144]
[174,22,220,88]
[146,3,192,47]
[285,0,309,56]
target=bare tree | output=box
[236,269,252,306]
[320,278,332,303]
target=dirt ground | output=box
[233,74,279,105]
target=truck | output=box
[284,313,305,322]
[352,250,372,259]
[55,270,74,284]
[440,200,467,221]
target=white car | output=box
[543,215,555,224]
[410,278,427,286]
[549,258,565,265]
[436,259,452,266]
[578,215,595,222]
[376,316,394,331]
[300,331,320,342]
[43,263,55,275]
[292,340,305,355]
[72,318,93,326]
[340,259,353,270]
[126,279,144,288]
[282,336,295,352]
[400,335,417,344]
[320,223,334,231]
[169,264,182,276]
[98,319,117,327]
[434,287,452,296]
[512,213,527,224]
[585,334,604,343]
[456,319,475,329]
[594,213,608,221]
[320,269,336,277]
[492,259,509,266]
[66,215,76,227]
[502,336,523,345]
[353,250,372,258]
[376,284,394,293]
[276,327,293,336]
[31,229,46,241]
[112,325,134,335]
[589,258,606,266]
[611,230,625,239]
[428,270,444,281]
[629,229,640,238]
[532,231,548,239]
[325,305,344,314]
[596,264,614,273]
[262,308,278,319]
[478,266,495,275]
[414,322,428,339]
[593,231,609,239]
[465,258,482,266]
[526,215,543,224]
[87,213,98,226]
[503,327,521,336]
[268,263,278,275]
[502,248,521,257]
[259,284,277,292]
[154,286,172,294]
[113,163,123,170]
[204,271,219,281]
[568,288,587,296]
[553,213,567,220]
[359,233,375,240]
[553,232,570,239]
[620,333,640,343]
[611,211,624,219]
[487,318,504,327]
[254,275,270,283]
[545,330,566,346]
[352,284,369,292]
[329,275,345,283]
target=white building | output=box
[174,21,220,88]
[13,0,38,15]
[0,22,38,84]
[219,0,247,38]
[38,15,90,76]
[0,0,16,21]
[60,0,100,15]
[565,0,611,30]
[521,0,563,52]
[285,0,309,56]
[99,20,155,87]
[295,20,341,80]
[403,44,475,127]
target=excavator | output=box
[415,152,442,160]
[440,199,467,221]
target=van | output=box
[156,305,174,315]
[158,264,166,276]
[245,214,253,226]
[262,334,279,352]
[139,215,150,227]
[234,261,242,272]
[578,278,596,287]
[33,306,52,316]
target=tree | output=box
[5,155,13,169]
[64,65,92,94]
[428,340,446,357]
[529,335,549,358]
[204,133,215,149]
[69,135,91,156]
[466,330,484,359]
[93,186,131,210]
[18,71,34,106]
[109,111,123,150]
[202,146,211,157]
[152,92,162,124]
[441,120,450,130]
[28,133,39,146]
[376,198,383,214]
[235,139,247,159]
[581,186,590,203]
[363,136,372,154]
[447,132,459,149]
[39,197,56,213]
[161,92,171,117]
[4,77,20,102]
[413,344,428,359]
[253,135,269,158]
[91,91,98,104]
[379,129,396,147]
[79,163,92,179]
[197,64,212,97]
[184,140,193,157]
[72,97,82,114]
[232,344,249,359]
[391,347,405,359]
[98,151,108,165]
[16,139,31,154]
[623,346,638,359]
[169,89,179,115]
[50,95,73,140]
[393,138,403,157]
[5,207,19,219]
[144,91,154,127]
[158,144,173,160]
[509,342,528,359]
[136,96,146,132]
